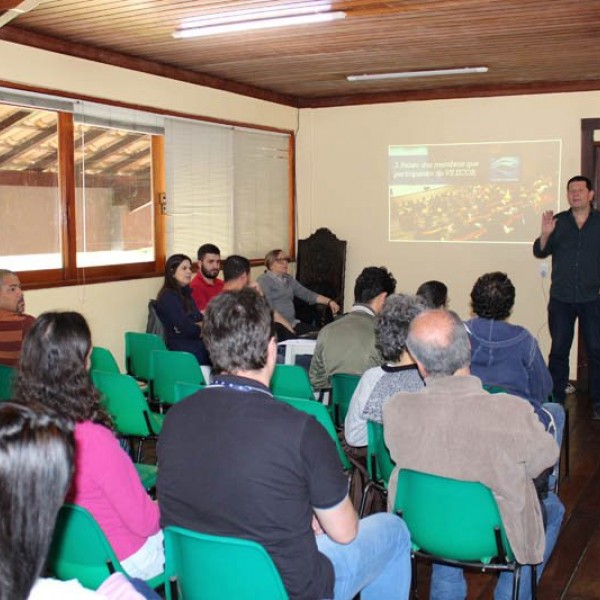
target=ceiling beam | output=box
[79,133,140,166]
[0,125,55,166]
[0,25,298,107]
[100,148,150,174]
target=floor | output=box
[410,388,600,599]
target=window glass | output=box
[75,125,155,267]
[0,104,61,271]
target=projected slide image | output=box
[388,140,561,243]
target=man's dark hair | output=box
[203,289,275,373]
[416,280,448,309]
[354,267,397,304]
[197,243,221,261]
[0,402,74,599]
[470,271,515,321]
[376,294,427,362]
[407,310,470,377]
[223,255,250,282]
[567,175,593,191]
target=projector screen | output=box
[388,140,561,243]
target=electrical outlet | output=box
[539,261,549,278]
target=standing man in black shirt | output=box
[158,288,411,599]
[533,175,600,418]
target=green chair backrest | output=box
[394,469,514,563]
[330,373,360,427]
[164,526,288,600]
[0,364,15,401]
[366,420,396,486]
[125,332,167,382]
[276,395,351,471]
[270,365,315,400]
[149,350,206,404]
[48,504,127,589]
[91,370,163,437]
[173,381,204,403]
[48,504,163,590]
[90,346,120,374]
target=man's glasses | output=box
[275,257,290,263]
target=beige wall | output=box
[296,92,600,374]
[25,277,163,370]
[0,41,297,367]
[0,41,296,130]
[3,40,599,377]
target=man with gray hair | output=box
[344,294,426,447]
[0,269,34,366]
[383,309,564,600]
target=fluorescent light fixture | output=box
[174,2,345,38]
[347,66,489,82]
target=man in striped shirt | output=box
[0,270,34,367]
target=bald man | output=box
[383,309,563,600]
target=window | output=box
[0,91,165,286]
[0,104,62,271]
[165,117,293,261]
[75,124,155,268]
[0,87,295,287]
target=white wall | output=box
[296,92,600,374]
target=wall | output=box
[296,92,600,374]
[0,41,298,367]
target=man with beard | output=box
[190,243,224,312]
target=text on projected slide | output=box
[388,140,561,243]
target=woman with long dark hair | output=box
[156,253,210,364]
[14,312,164,582]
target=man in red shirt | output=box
[190,243,224,312]
[0,270,35,366]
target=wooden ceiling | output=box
[1,0,600,108]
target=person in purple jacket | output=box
[465,271,564,443]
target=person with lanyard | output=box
[533,175,600,419]
[157,288,411,600]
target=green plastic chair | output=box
[330,373,361,428]
[90,346,120,374]
[149,350,206,405]
[173,381,204,403]
[0,364,15,401]
[359,420,396,516]
[125,332,167,382]
[275,395,352,471]
[270,365,316,400]
[393,469,536,599]
[135,462,158,492]
[164,526,288,600]
[48,504,164,591]
[92,370,164,462]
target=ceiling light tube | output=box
[173,11,346,38]
[347,67,489,82]
[179,2,334,29]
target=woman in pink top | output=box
[15,311,164,580]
